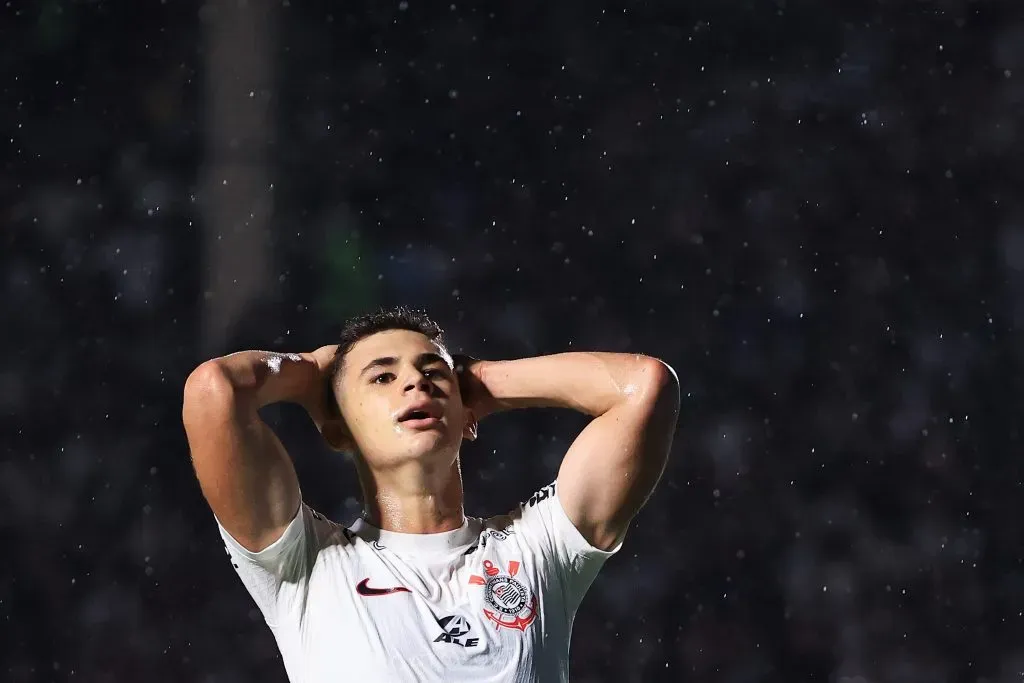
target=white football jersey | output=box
[216,481,620,682]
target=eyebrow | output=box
[358,352,450,378]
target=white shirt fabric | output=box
[216,481,620,682]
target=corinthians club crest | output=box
[468,560,538,632]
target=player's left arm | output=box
[464,352,680,551]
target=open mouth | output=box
[397,403,443,426]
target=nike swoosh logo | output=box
[356,578,412,597]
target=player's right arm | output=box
[182,346,337,553]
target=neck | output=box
[355,455,466,534]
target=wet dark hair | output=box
[326,307,446,410]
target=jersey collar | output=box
[349,516,480,555]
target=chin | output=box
[362,427,462,471]
[400,432,460,463]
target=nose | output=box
[403,371,432,395]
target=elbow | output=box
[636,356,679,397]
[183,361,236,418]
[634,357,680,421]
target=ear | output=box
[321,418,355,452]
[462,409,479,442]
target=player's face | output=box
[335,330,474,471]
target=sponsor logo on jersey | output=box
[485,524,515,542]
[469,560,538,632]
[433,615,480,647]
[525,483,556,509]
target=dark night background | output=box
[5,0,1024,681]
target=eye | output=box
[371,372,395,385]
[423,367,449,380]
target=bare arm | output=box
[182,347,336,552]
[463,352,679,551]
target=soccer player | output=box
[182,307,679,682]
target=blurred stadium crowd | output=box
[5,1,1024,681]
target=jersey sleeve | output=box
[216,502,324,627]
[509,481,622,620]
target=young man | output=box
[182,307,679,682]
